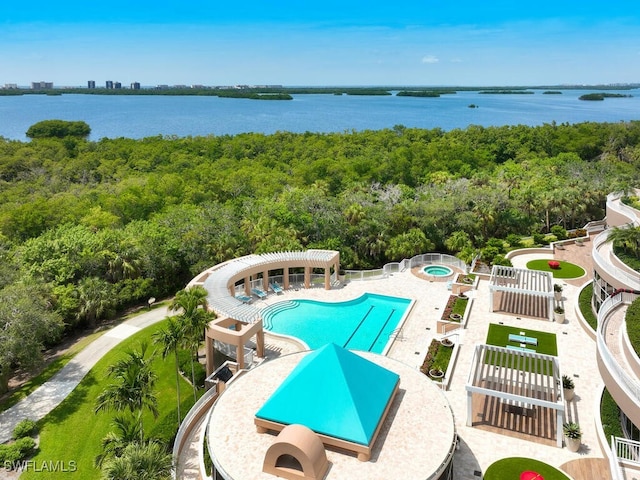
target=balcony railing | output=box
[610,436,640,480]
[592,230,640,291]
[608,192,640,226]
[597,292,640,411]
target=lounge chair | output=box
[251,288,268,299]
[270,282,284,294]
[235,294,252,304]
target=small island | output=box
[579,92,633,101]
[397,91,441,98]
[478,90,534,94]
[543,91,563,94]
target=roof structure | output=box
[488,265,555,320]
[255,343,399,446]
[465,344,565,447]
[198,250,340,323]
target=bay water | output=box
[0,89,639,141]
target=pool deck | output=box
[251,249,608,479]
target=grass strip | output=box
[578,282,597,331]
[484,323,557,375]
[525,259,586,279]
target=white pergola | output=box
[196,250,340,323]
[465,344,565,447]
[489,265,555,321]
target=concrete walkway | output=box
[0,306,170,443]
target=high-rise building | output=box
[88,80,96,89]
[31,81,53,89]
[131,82,141,90]
[114,82,122,89]
[105,80,114,89]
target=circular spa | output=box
[423,265,454,277]
[207,348,456,480]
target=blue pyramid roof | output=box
[255,343,399,446]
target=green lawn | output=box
[486,323,557,356]
[20,320,199,480]
[484,457,570,479]
[525,259,586,279]
[485,323,557,375]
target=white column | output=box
[466,390,473,426]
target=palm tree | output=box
[95,342,159,435]
[169,286,209,319]
[95,414,143,468]
[101,441,172,480]
[153,317,184,424]
[607,225,640,258]
[75,277,115,328]
[169,286,215,400]
[182,309,215,400]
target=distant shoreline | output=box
[1,84,638,99]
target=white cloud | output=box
[421,55,439,64]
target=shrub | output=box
[12,419,37,439]
[485,237,506,252]
[551,225,568,240]
[491,254,512,267]
[0,437,37,464]
[505,234,522,248]
[532,232,546,245]
[481,245,501,263]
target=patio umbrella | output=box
[520,472,544,480]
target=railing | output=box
[172,387,220,479]
[597,292,640,409]
[613,436,640,465]
[608,192,640,226]
[592,230,640,290]
[345,252,467,282]
[610,436,625,480]
[610,436,640,480]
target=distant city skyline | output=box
[2,1,640,86]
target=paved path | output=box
[0,306,170,443]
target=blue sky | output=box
[2,1,639,87]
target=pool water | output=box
[423,265,453,277]
[262,293,412,354]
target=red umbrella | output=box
[520,472,544,480]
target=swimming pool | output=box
[261,293,413,354]
[423,265,453,277]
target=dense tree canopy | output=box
[1,120,640,349]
